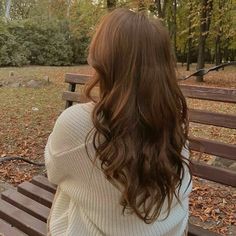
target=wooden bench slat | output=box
[180,84,236,103]
[62,91,81,103]
[189,109,236,129]
[188,223,220,236]
[0,219,27,236]
[17,182,54,208]
[191,160,236,187]
[1,189,50,223]
[62,91,94,103]
[0,199,46,236]
[190,137,236,161]
[65,73,91,84]
[31,176,57,194]
[64,74,236,103]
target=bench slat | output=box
[191,160,236,187]
[1,189,50,223]
[188,223,220,236]
[62,92,97,107]
[0,199,46,236]
[64,74,236,103]
[0,219,27,236]
[180,84,236,103]
[18,182,54,208]
[65,73,91,84]
[189,109,236,129]
[31,175,57,194]
[190,137,236,161]
[62,91,81,103]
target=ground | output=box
[0,64,235,235]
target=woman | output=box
[45,8,192,236]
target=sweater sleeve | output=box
[44,103,93,184]
[179,141,192,199]
[44,135,65,184]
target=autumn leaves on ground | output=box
[0,65,235,235]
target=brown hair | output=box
[85,8,190,224]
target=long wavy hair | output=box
[85,8,190,224]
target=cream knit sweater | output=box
[45,102,192,236]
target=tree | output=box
[67,0,72,17]
[0,1,4,16]
[154,0,168,19]
[210,0,234,65]
[5,0,11,19]
[165,0,177,54]
[173,0,177,52]
[186,1,193,71]
[196,0,213,82]
[107,0,116,10]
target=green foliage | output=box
[0,21,29,66]
[19,20,73,66]
[0,0,105,66]
[0,0,235,67]
[0,19,74,66]
[68,0,105,64]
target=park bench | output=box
[0,73,235,236]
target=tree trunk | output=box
[182,42,187,67]
[0,1,3,16]
[186,34,192,71]
[67,0,72,17]
[215,35,221,65]
[173,0,177,53]
[196,0,213,82]
[154,0,168,19]
[107,0,116,10]
[215,0,224,65]
[186,2,193,71]
[5,0,11,20]
[48,0,52,19]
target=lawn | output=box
[0,64,235,235]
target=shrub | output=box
[11,19,73,66]
[0,9,98,67]
[0,23,29,66]
[0,19,74,66]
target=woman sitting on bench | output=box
[45,8,192,236]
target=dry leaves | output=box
[190,177,236,235]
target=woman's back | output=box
[46,103,191,236]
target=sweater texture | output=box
[45,102,192,236]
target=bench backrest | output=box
[63,73,236,187]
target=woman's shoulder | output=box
[49,102,94,155]
[56,102,94,131]
[59,102,94,122]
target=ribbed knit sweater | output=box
[45,102,192,236]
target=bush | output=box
[0,11,96,67]
[0,19,74,66]
[0,23,29,66]
[10,20,73,66]
[70,36,90,64]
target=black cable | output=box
[0,157,45,166]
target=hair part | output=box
[85,8,191,224]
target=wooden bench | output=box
[0,73,235,236]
